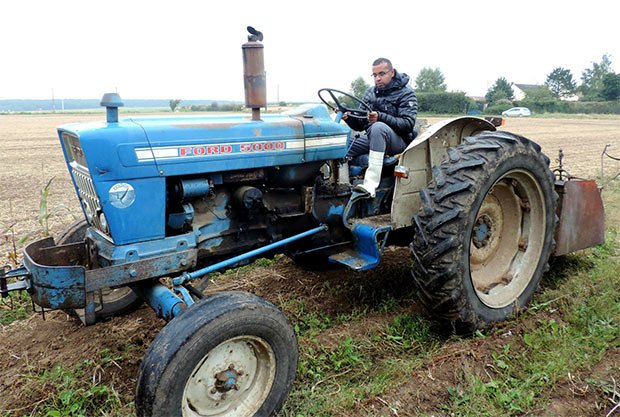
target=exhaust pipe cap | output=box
[101,93,124,123]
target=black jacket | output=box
[347,70,418,143]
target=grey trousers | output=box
[345,122,407,159]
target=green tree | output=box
[339,77,370,108]
[169,99,182,112]
[485,77,514,103]
[350,77,370,98]
[415,67,447,92]
[580,54,613,100]
[601,73,620,100]
[545,67,576,98]
[525,86,555,102]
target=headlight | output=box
[82,200,94,222]
[99,212,109,234]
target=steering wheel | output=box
[318,88,373,121]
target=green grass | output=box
[35,365,121,417]
[282,309,442,416]
[0,292,33,325]
[5,362,126,417]
[442,236,620,416]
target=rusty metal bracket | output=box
[553,149,570,181]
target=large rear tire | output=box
[136,291,298,417]
[57,219,142,321]
[410,131,557,333]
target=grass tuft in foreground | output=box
[443,234,620,416]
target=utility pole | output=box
[52,88,56,113]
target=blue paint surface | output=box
[57,104,349,246]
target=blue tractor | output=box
[1,28,605,416]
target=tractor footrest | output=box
[329,218,392,271]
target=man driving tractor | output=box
[343,57,418,197]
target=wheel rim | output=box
[182,336,276,417]
[98,287,133,305]
[470,170,546,308]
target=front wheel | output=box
[410,131,557,333]
[136,292,298,417]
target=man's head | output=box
[371,58,394,89]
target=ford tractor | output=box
[1,27,605,417]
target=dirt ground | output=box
[0,113,619,416]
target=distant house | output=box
[512,83,579,101]
[512,84,542,101]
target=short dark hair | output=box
[372,57,393,69]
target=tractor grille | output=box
[72,168,109,237]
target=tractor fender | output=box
[391,117,497,229]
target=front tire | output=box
[136,291,298,417]
[410,131,557,333]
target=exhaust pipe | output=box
[100,93,124,124]
[242,26,266,121]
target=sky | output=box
[1,0,618,103]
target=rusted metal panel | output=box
[23,237,198,310]
[23,238,87,310]
[553,180,605,256]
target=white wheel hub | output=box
[182,336,276,417]
[470,170,546,308]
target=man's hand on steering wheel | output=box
[344,110,378,123]
[317,88,373,121]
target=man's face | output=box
[371,62,394,89]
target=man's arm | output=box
[377,88,417,137]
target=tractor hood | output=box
[133,104,349,177]
[58,104,349,180]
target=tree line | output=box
[486,55,618,100]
